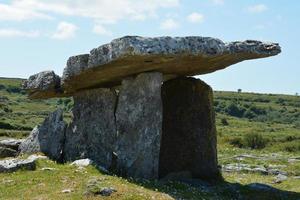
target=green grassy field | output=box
[0,77,300,199]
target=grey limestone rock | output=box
[25,36,281,98]
[0,157,36,173]
[22,70,63,99]
[62,54,89,83]
[115,72,163,179]
[19,109,66,161]
[63,88,117,169]
[0,138,24,151]
[159,77,219,180]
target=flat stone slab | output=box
[0,138,24,151]
[24,36,281,99]
[0,157,36,173]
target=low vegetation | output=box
[0,78,300,199]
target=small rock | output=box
[62,189,72,193]
[288,158,300,163]
[274,174,288,184]
[98,187,117,196]
[0,157,36,173]
[27,154,47,160]
[293,176,300,179]
[71,158,92,167]
[41,167,56,171]
[267,169,287,176]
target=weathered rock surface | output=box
[62,54,89,83]
[159,77,219,180]
[0,147,17,158]
[22,70,63,99]
[115,72,163,179]
[19,109,66,161]
[0,138,24,151]
[0,157,36,173]
[24,36,281,98]
[63,88,117,169]
[71,158,93,167]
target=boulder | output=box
[0,138,24,151]
[19,109,66,161]
[22,70,64,99]
[24,36,281,98]
[0,147,17,158]
[159,77,219,180]
[63,88,117,169]
[0,157,36,173]
[115,72,163,179]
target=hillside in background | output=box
[1,77,300,199]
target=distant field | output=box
[0,77,300,199]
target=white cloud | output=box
[187,12,204,23]
[51,22,78,40]
[248,4,268,13]
[0,0,180,23]
[93,24,112,36]
[0,28,40,37]
[211,0,224,5]
[0,3,51,21]
[160,18,179,30]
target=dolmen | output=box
[22,36,281,180]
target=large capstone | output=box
[159,77,219,180]
[19,109,66,162]
[115,72,163,179]
[24,36,281,99]
[63,88,117,170]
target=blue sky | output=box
[0,0,299,94]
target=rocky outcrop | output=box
[0,138,24,151]
[19,109,66,161]
[115,72,163,179]
[159,77,219,180]
[0,157,35,173]
[22,70,63,99]
[0,155,45,173]
[23,36,281,99]
[63,88,117,169]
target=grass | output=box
[0,78,300,199]
[1,158,299,200]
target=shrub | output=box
[221,118,229,126]
[243,109,256,119]
[281,142,300,152]
[0,121,15,129]
[229,137,244,148]
[243,133,268,149]
[225,102,246,117]
[5,85,26,94]
[0,84,5,90]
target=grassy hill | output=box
[0,77,300,199]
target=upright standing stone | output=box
[159,77,219,180]
[63,88,117,170]
[115,72,163,179]
[19,109,66,162]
